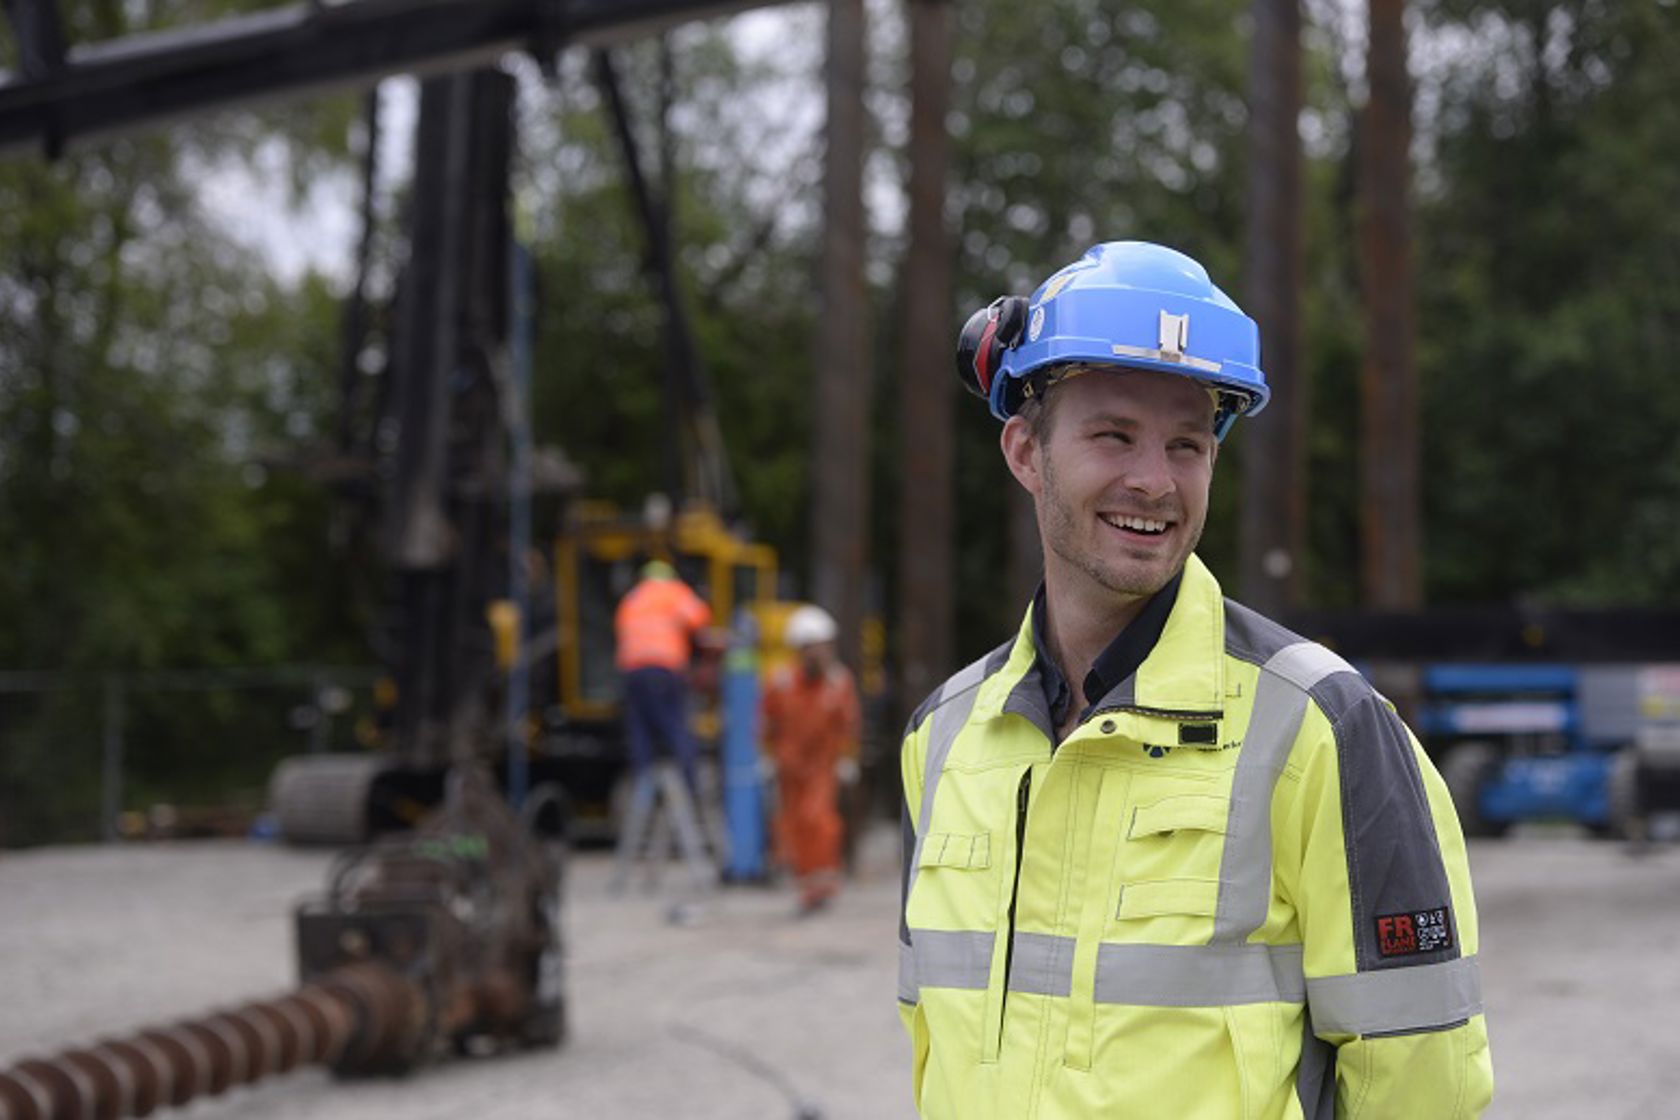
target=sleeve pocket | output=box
[916,831,992,870]
[1128,794,1228,839]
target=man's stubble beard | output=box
[1038,447,1203,600]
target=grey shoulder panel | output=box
[1313,681,1460,974]
[1223,598,1308,667]
[1233,625,1461,978]
[905,637,1015,736]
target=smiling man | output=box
[896,242,1492,1119]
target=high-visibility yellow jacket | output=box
[897,556,1492,1119]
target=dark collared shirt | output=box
[1030,571,1184,738]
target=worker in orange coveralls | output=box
[762,604,861,915]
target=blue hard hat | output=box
[957,241,1269,440]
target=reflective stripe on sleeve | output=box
[1212,642,1358,945]
[898,940,919,1005]
[1305,954,1483,1037]
[1095,943,1306,1006]
[1212,657,1310,943]
[910,929,996,991]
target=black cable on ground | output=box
[666,1021,824,1120]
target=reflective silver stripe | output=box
[1212,641,1355,945]
[1263,640,1357,693]
[1094,942,1305,1006]
[908,654,992,899]
[1007,932,1075,997]
[910,928,995,990]
[1108,340,1223,375]
[898,940,919,1004]
[1306,955,1483,1037]
[916,935,1311,1006]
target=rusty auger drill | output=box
[0,767,566,1120]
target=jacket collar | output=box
[974,554,1227,736]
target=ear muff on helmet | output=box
[956,295,1030,416]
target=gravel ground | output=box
[1467,832,1680,1119]
[3,828,1677,1118]
[0,828,915,1120]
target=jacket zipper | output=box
[997,767,1033,1050]
[1086,703,1223,722]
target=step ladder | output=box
[610,761,718,902]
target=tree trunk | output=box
[812,0,872,674]
[1238,0,1306,616]
[897,0,954,719]
[1357,0,1422,608]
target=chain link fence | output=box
[0,667,381,847]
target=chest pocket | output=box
[1111,792,1229,940]
[911,831,1003,933]
[919,832,992,870]
[1129,793,1227,840]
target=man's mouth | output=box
[1099,512,1173,538]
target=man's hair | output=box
[1018,366,1084,443]
[1019,388,1056,444]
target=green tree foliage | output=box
[1414,0,1680,603]
[524,26,826,577]
[0,3,366,843]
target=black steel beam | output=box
[1286,608,1680,663]
[0,0,776,158]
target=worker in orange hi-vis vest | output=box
[761,604,860,915]
[614,560,713,794]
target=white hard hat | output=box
[783,604,839,649]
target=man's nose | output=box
[1121,442,1175,502]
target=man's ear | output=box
[1000,415,1042,497]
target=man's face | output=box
[1003,367,1217,604]
[799,640,837,676]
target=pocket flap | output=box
[1116,877,1220,919]
[916,831,992,870]
[1129,794,1228,839]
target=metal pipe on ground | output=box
[0,962,418,1120]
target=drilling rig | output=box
[0,3,782,1116]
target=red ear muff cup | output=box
[956,295,1033,409]
[956,304,998,400]
[973,317,1001,394]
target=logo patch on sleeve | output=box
[1375,907,1453,957]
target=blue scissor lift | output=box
[1425,665,1640,837]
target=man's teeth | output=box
[1102,514,1168,534]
